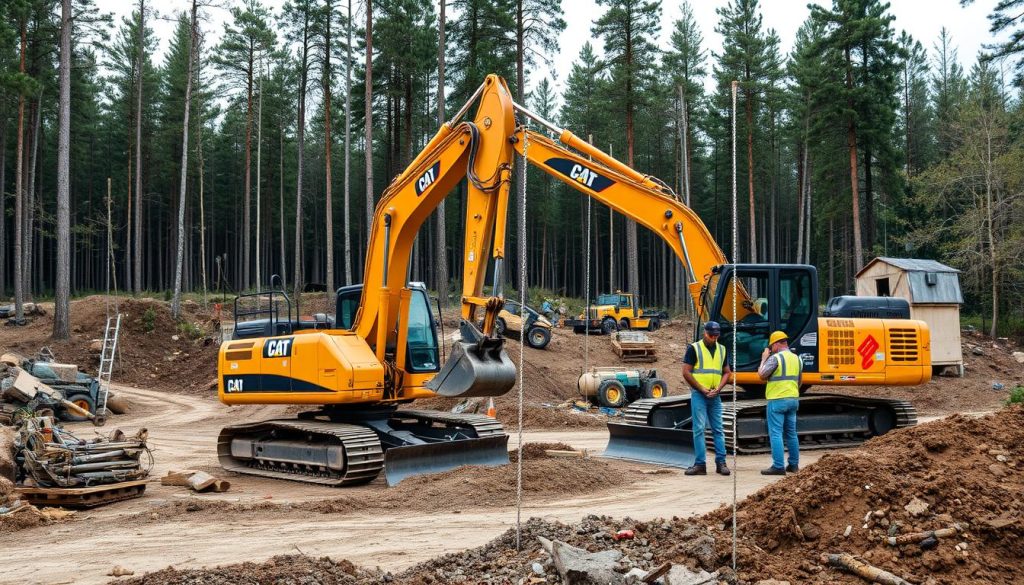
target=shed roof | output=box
[856,257,960,277]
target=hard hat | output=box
[769,331,789,346]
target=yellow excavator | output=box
[218,74,931,483]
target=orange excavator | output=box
[217,74,931,484]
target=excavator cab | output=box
[699,264,818,378]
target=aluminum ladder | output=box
[97,314,122,413]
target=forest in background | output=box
[1,0,1023,339]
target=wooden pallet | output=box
[16,479,148,509]
[611,335,658,362]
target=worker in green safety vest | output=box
[757,330,803,476]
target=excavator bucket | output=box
[383,434,510,486]
[427,321,517,398]
[602,422,695,468]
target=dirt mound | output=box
[312,450,632,515]
[510,442,575,461]
[0,296,219,394]
[0,426,15,482]
[117,554,377,585]
[696,407,1024,583]
[138,446,634,524]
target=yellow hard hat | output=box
[769,331,789,346]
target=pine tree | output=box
[665,1,705,207]
[593,0,661,295]
[214,0,274,292]
[54,0,71,339]
[714,0,774,265]
[283,0,315,296]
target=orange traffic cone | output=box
[486,397,497,418]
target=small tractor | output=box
[495,300,553,349]
[577,367,668,408]
[568,292,662,335]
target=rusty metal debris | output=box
[15,416,152,488]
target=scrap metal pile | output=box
[15,417,152,488]
[1,352,109,426]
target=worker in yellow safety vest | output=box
[757,330,803,475]
[681,321,733,476]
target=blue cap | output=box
[704,321,721,334]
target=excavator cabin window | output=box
[405,289,440,373]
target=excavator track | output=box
[218,420,385,486]
[603,393,917,467]
[719,394,917,454]
[218,410,510,487]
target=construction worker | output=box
[682,321,732,476]
[758,331,802,475]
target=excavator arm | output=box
[510,117,733,320]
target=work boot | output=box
[684,464,707,476]
[715,462,731,476]
[786,464,799,473]
[760,466,786,476]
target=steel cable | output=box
[515,121,529,551]
[730,80,739,572]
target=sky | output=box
[96,0,1005,103]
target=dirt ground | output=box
[0,296,220,394]
[110,407,1024,585]
[0,382,810,585]
[1,296,1022,584]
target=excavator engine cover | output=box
[427,321,517,397]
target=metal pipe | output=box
[492,258,504,297]
[675,222,695,287]
[382,213,392,287]
[511,101,562,136]
[71,450,126,464]
[448,82,486,128]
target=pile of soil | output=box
[136,443,633,524]
[119,408,1024,585]
[0,296,220,394]
[697,405,1024,583]
[117,554,377,585]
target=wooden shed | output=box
[855,257,964,374]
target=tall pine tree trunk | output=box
[323,0,334,297]
[53,0,72,339]
[293,17,310,298]
[256,66,263,289]
[745,83,756,264]
[279,121,286,288]
[243,52,254,291]
[13,18,25,322]
[343,0,353,286]
[171,0,198,318]
[24,99,39,298]
[434,0,447,304]
[364,1,373,247]
[625,82,639,295]
[197,50,207,305]
[845,46,864,272]
[133,0,144,294]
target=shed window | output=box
[875,278,891,297]
[925,272,938,286]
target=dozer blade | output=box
[427,321,517,398]
[383,434,510,486]
[602,422,695,468]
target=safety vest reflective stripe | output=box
[690,341,724,389]
[766,350,801,400]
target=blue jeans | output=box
[766,398,800,470]
[690,389,726,465]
